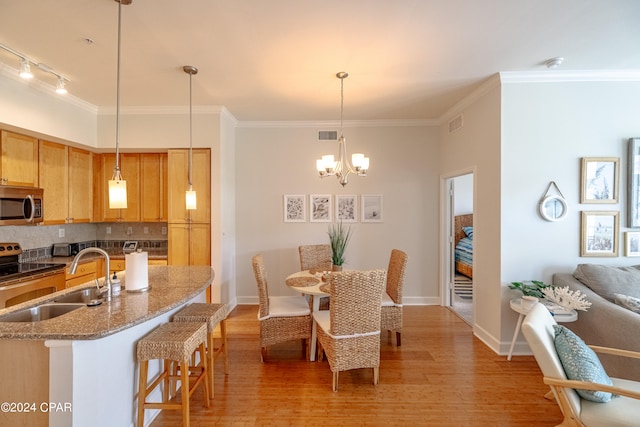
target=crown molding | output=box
[236,118,437,128]
[500,69,640,83]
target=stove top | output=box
[0,242,65,282]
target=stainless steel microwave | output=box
[0,186,44,225]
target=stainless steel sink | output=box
[0,303,83,322]
[53,287,103,304]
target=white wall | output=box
[501,80,640,348]
[439,76,503,349]
[0,68,96,146]
[454,174,473,215]
[234,124,439,304]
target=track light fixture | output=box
[0,43,70,94]
[19,58,33,79]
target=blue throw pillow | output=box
[553,325,614,402]
[462,226,473,239]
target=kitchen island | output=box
[0,265,214,427]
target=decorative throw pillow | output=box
[553,325,614,403]
[462,226,473,239]
[613,293,640,314]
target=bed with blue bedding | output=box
[454,214,473,279]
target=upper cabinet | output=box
[1,131,39,187]
[38,141,68,224]
[140,153,168,222]
[167,149,210,224]
[100,153,141,222]
[67,148,93,223]
[39,142,93,224]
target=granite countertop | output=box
[0,265,214,340]
[52,249,167,265]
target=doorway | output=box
[445,173,474,325]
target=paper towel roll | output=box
[125,251,149,292]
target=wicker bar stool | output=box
[136,322,210,427]
[173,303,229,397]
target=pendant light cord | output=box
[114,0,122,175]
[188,70,193,188]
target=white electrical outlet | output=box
[58,228,65,238]
[161,227,167,235]
[106,226,111,235]
[143,227,149,234]
[127,227,133,235]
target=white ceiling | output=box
[1,0,639,122]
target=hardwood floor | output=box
[150,305,563,427]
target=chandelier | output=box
[316,72,369,187]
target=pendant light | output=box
[183,65,198,210]
[108,0,130,209]
[316,72,369,187]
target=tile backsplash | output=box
[0,222,168,261]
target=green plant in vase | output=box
[328,221,352,270]
[509,280,550,299]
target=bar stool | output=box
[136,322,210,427]
[173,303,229,397]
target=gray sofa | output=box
[553,264,640,381]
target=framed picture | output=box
[580,157,619,203]
[310,194,332,222]
[627,138,640,227]
[283,195,306,222]
[361,194,383,223]
[335,195,357,222]
[625,231,640,256]
[580,211,619,257]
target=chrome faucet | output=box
[69,247,112,302]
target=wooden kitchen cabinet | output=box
[39,142,93,224]
[65,259,98,288]
[101,153,141,222]
[0,130,39,187]
[140,153,168,222]
[109,259,126,273]
[68,147,93,223]
[168,223,210,266]
[167,149,210,224]
[39,140,68,224]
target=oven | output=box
[0,186,44,225]
[0,243,65,308]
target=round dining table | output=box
[285,270,330,361]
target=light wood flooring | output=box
[150,305,563,427]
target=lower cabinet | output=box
[168,223,210,266]
[65,260,98,288]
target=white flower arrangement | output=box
[542,285,592,311]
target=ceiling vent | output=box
[448,114,464,134]
[318,130,338,141]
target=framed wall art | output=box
[335,194,357,222]
[361,194,383,223]
[310,194,332,222]
[625,231,640,257]
[580,157,619,203]
[283,194,306,222]
[627,138,640,227]
[580,210,619,257]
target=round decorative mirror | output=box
[539,194,568,222]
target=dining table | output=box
[285,269,331,361]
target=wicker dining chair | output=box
[314,269,386,391]
[381,249,408,346]
[298,244,333,272]
[252,254,312,362]
[298,244,333,310]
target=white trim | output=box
[500,69,640,84]
[236,118,437,129]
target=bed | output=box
[454,214,473,279]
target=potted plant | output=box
[509,280,549,299]
[327,221,352,271]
